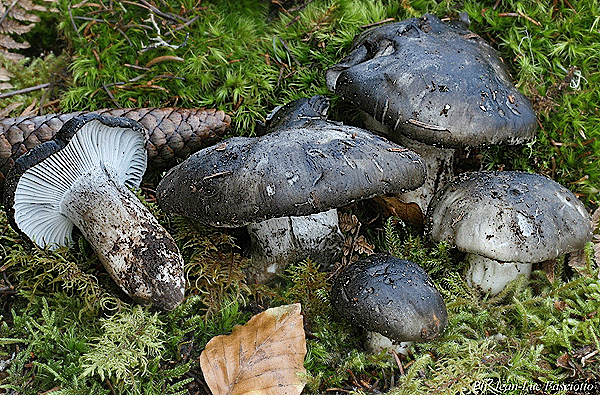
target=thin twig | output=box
[116,27,133,46]
[498,11,541,26]
[0,0,18,26]
[278,37,301,67]
[73,16,116,23]
[124,63,151,71]
[288,0,316,13]
[68,6,82,39]
[121,0,187,23]
[120,23,154,31]
[102,84,120,107]
[361,17,395,29]
[140,0,187,22]
[0,286,16,295]
[167,15,201,35]
[0,83,51,99]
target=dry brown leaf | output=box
[0,66,13,81]
[568,249,590,277]
[0,34,30,49]
[372,195,424,228]
[200,303,307,395]
[339,212,359,233]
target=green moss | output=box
[1,0,600,393]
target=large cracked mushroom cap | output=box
[331,253,448,352]
[157,95,426,227]
[426,171,593,294]
[326,13,537,148]
[3,113,185,310]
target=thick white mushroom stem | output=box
[466,254,532,296]
[365,331,412,356]
[60,166,185,310]
[246,208,344,283]
[393,135,455,216]
[361,111,455,218]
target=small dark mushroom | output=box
[3,114,185,310]
[157,96,426,283]
[327,13,537,214]
[331,253,448,354]
[426,171,593,295]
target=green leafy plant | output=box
[81,305,166,389]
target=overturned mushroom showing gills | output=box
[331,253,448,354]
[157,95,426,283]
[426,171,593,295]
[3,114,185,310]
[326,13,537,214]
[0,107,231,194]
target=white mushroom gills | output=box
[12,118,184,309]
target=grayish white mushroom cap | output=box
[3,114,185,310]
[326,13,539,216]
[331,253,448,352]
[426,171,593,294]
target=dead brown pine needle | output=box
[145,55,185,68]
[392,350,405,375]
[361,17,395,29]
[498,11,541,26]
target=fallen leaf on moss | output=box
[372,195,424,228]
[200,303,307,395]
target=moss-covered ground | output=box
[1,1,599,394]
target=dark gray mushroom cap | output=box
[331,253,448,342]
[426,171,593,263]
[3,113,146,247]
[326,13,537,148]
[156,96,426,227]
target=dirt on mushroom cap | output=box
[426,171,593,263]
[331,253,448,342]
[156,110,426,227]
[327,13,537,148]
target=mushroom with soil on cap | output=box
[3,113,185,310]
[331,253,448,355]
[326,13,537,219]
[426,171,593,295]
[156,95,426,283]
